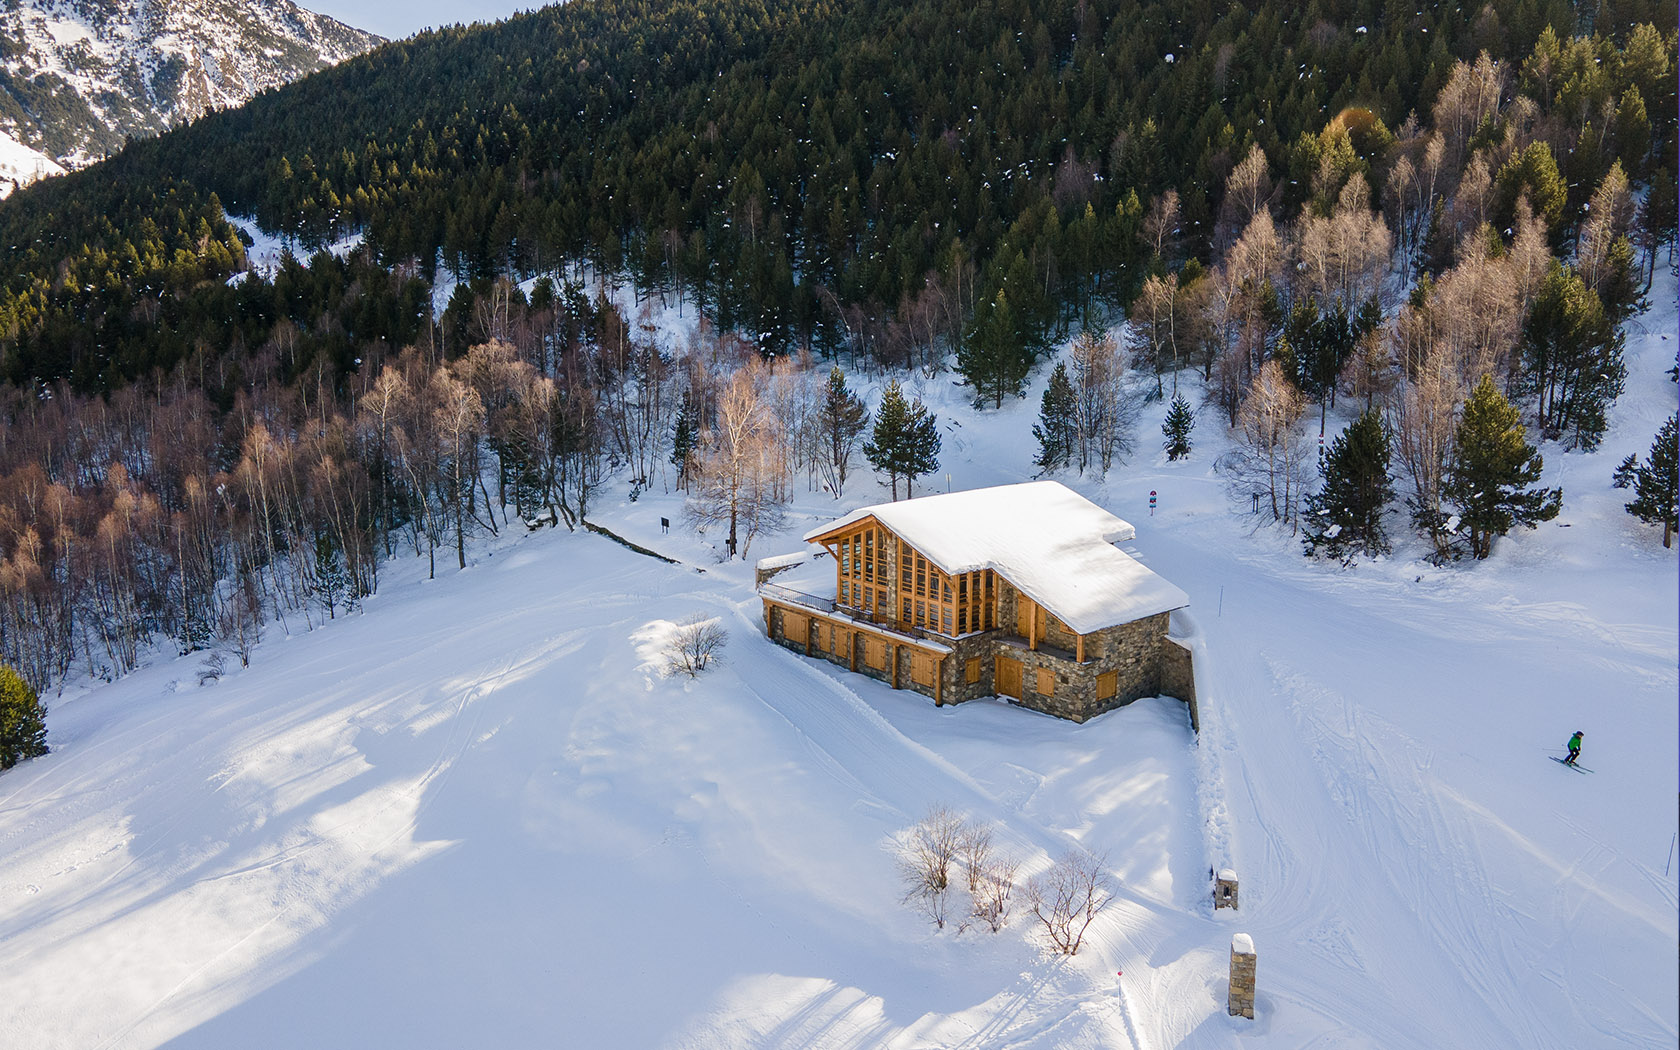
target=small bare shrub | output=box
[666,613,728,676]
[1025,849,1115,955]
[960,821,1018,934]
[897,805,966,929]
[196,650,227,686]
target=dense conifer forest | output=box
[0,0,1673,689]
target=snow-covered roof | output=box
[805,481,1188,634]
[754,550,811,573]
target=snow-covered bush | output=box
[666,614,727,677]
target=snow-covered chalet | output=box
[757,481,1195,724]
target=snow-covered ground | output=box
[225,216,369,284]
[0,270,1675,1049]
[0,129,65,199]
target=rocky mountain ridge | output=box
[0,0,382,175]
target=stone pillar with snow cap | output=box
[1228,933,1256,1018]
[1214,868,1238,910]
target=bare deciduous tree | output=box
[1432,53,1507,170]
[1143,190,1181,262]
[897,806,966,930]
[1296,174,1393,315]
[1068,329,1136,474]
[1219,143,1273,247]
[1575,162,1633,299]
[958,821,1018,934]
[666,613,727,677]
[1204,211,1285,395]
[1392,350,1463,556]
[686,364,787,559]
[1025,849,1115,955]
[1217,360,1310,524]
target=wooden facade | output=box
[761,510,1189,723]
[817,515,1001,643]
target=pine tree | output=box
[1303,410,1395,561]
[0,664,48,771]
[1612,453,1638,488]
[959,290,1031,409]
[670,394,698,491]
[864,380,942,500]
[1522,263,1624,450]
[1441,376,1562,559]
[817,366,869,498]
[1033,362,1077,473]
[1162,394,1195,460]
[1625,414,1678,548]
[312,532,355,618]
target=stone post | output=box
[1228,933,1256,1018]
[1214,868,1239,910]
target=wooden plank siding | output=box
[824,518,890,623]
[763,597,949,705]
[812,516,998,640]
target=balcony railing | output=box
[759,582,835,614]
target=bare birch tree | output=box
[1069,329,1135,473]
[1218,360,1310,525]
[1296,174,1394,315]
[1433,53,1507,170]
[686,365,786,559]
[1391,350,1463,556]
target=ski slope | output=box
[0,274,1674,1048]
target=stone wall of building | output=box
[993,611,1170,722]
[1161,635,1199,732]
[764,593,1194,727]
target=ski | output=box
[1550,757,1593,773]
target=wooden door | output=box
[864,635,889,671]
[995,655,1022,699]
[910,650,938,688]
[1015,596,1033,637]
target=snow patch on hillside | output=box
[224,215,368,282]
[0,129,66,199]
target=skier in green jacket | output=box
[1564,731,1583,766]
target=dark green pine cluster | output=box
[2,0,1669,395]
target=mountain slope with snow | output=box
[0,277,1674,1047]
[0,128,65,198]
[0,0,381,168]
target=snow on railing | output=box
[758,582,835,614]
